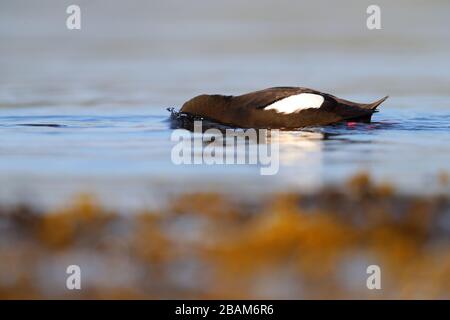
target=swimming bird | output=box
[180,87,388,129]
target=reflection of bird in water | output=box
[277,131,325,164]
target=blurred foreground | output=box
[1,173,449,299]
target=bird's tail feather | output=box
[363,96,389,110]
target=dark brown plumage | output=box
[180,87,388,129]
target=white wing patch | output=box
[264,93,324,114]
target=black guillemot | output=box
[179,87,388,129]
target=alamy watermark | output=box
[66,5,81,30]
[64,5,382,31]
[66,264,81,290]
[366,264,382,290]
[366,5,382,30]
[171,121,280,175]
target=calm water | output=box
[1,0,450,208]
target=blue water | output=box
[1,0,450,208]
